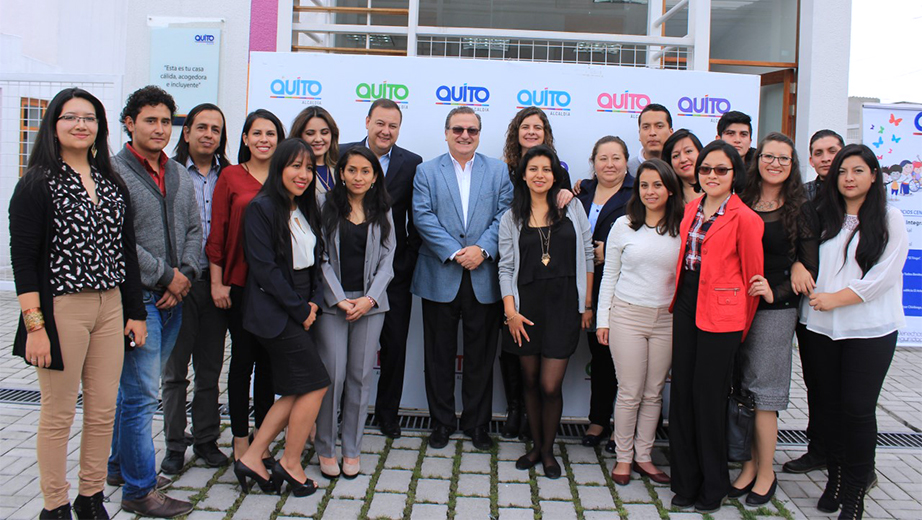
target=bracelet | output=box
[367,296,377,307]
[503,313,519,325]
[23,307,45,333]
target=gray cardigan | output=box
[498,199,594,313]
[112,145,203,290]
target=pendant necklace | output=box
[536,224,552,266]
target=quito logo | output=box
[517,88,571,110]
[355,81,410,103]
[193,34,215,44]
[597,91,651,113]
[435,84,490,106]
[677,95,732,118]
[269,78,322,100]
[915,111,922,133]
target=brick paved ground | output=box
[0,291,919,519]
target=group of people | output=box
[10,85,905,520]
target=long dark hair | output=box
[290,106,340,172]
[511,145,564,226]
[740,132,805,258]
[322,147,392,245]
[817,144,888,276]
[25,87,123,191]
[502,106,555,174]
[693,140,747,194]
[625,159,684,237]
[238,109,286,164]
[662,128,703,189]
[174,103,230,168]
[258,138,324,260]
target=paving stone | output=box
[171,467,215,488]
[369,492,407,519]
[384,449,419,470]
[578,485,616,510]
[197,483,238,510]
[426,438,456,456]
[462,438,497,453]
[708,506,748,519]
[456,496,492,518]
[498,441,526,460]
[186,512,226,520]
[536,476,571,500]
[359,453,381,474]
[410,503,449,519]
[415,478,451,504]
[324,498,364,518]
[420,457,454,479]
[457,473,491,496]
[615,478,654,503]
[361,434,388,453]
[279,485,324,517]
[375,469,413,493]
[459,452,491,474]
[498,482,532,507]
[540,500,578,520]
[666,514,705,519]
[624,503,665,520]
[499,506,535,519]
[565,444,599,464]
[332,474,372,499]
[498,460,531,483]
[391,436,423,450]
[570,463,606,485]
[234,493,280,520]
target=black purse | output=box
[727,352,755,462]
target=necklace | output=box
[754,198,780,211]
[535,224,552,266]
[316,166,334,192]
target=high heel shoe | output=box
[745,475,777,506]
[234,460,276,494]
[581,425,612,447]
[342,459,361,479]
[319,457,341,480]
[271,460,318,497]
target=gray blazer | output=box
[320,211,396,316]
[498,199,594,313]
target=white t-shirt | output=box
[290,207,316,270]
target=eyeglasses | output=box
[58,114,98,125]
[450,126,480,137]
[698,166,733,176]
[759,154,792,166]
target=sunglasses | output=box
[698,166,733,176]
[450,126,480,137]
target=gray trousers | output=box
[314,291,386,459]
[162,275,228,452]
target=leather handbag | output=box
[727,353,755,462]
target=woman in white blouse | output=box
[596,159,684,486]
[799,144,908,519]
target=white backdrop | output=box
[862,103,922,347]
[247,52,761,416]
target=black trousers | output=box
[162,275,228,452]
[669,271,740,506]
[587,330,617,426]
[422,270,501,432]
[374,276,414,424]
[227,285,275,438]
[798,328,896,487]
[795,323,826,459]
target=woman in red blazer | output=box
[667,140,764,514]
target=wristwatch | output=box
[479,247,488,259]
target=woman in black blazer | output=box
[574,136,635,449]
[233,139,329,498]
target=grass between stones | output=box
[490,439,500,519]
[396,436,428,520]
[358,436,393,519]
[595,445,629,519]
[526,440,543,519]
[446,439,464,518]
[559,442,587,520]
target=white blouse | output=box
[290,207,316,270]
[597,215,681,329]
[800,205,909,340]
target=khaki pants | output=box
[36,288,124,509]
[608,295,672,463]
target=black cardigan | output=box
[9,171,147,371]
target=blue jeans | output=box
[108,291,182,500]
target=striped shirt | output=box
[683,195,730,271]
[185,157,220,269]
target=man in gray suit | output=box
[412,107,513,451]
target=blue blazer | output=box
[242,194,325,338]
[411,152,513,304]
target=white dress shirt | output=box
[290,207,317,269]
[450,153,475,225]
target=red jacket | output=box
[669,194,764,340]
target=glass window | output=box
[710,0,797,63]
[20,97,48,176]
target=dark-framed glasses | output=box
[759,153,792,166]
[698,165,733,176]
[450,126,480,137]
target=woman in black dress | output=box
[498,145,594,478]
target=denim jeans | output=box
[108,290,182,500]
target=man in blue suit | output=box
[412,106,513,451]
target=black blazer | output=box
[242,194,324,339]
[340,140,422,284]
[9,171,147,371]
[575,174,635,308]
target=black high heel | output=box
[245,432,277,471]
[271,460,318,497]
[234,460,276,494]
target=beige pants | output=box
[36,288,124,509]
[608,295,672,463]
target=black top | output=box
[340,220,369,292]
[519,217,577,286]
[755,205,819,310]
[9,166,146,371]
[48,164,127,296]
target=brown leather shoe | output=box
[632,461,671,484]
[106,474,171,490]
[121,489,192,518]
